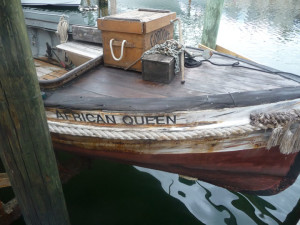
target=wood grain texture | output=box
[72,25,102,44]
[101,24,174,71]
[0,1,70,225]
[35,59,68,80]
[98,10,175,34]
[0,173,10,188]
[43,54,300,112]
[52,135,300,195]
[56,41,103,59]
[201,0,225,49]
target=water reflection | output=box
[135,166,300,225]
[219,0,300,74]
[114,0,300,73]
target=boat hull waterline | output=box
[45,96,300,195]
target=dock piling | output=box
[0,1,70,225]
[201,0,225,49]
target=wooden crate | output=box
[97,9,176,72]
[142,54,175,84]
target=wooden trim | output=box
[40,55,103,90]
[143,13,176,33]
[44,86,300,112]
[198,44,251,61]
[97,19,144,34]
[72,25,102,44]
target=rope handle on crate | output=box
[110,39,127,61]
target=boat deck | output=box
[46,51,300,99]
[35,59,68,81]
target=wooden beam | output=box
[198,43,251,61]
[0,1,70,225]
[201,0,225,49]
[0,173,10,188]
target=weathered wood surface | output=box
[98,9,175,71]
[98,10,176,34]
[199,43,251,61]
[0,173,10,188]
[101,24,174,71]
[142,54,176,83]
[201,0,225,49]
[0,1,70,225]
[44,49,300,111]
[72,25,102,44]
[56,41,103,66]
[53,137,300,195]
[40,55,103,90]
[35,59,68,80]
[56,41,103,59]
[46,98,300,129]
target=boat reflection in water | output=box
[135,166,300,224]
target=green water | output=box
[1,0,300,224]
[2,151,299,225]
[2,152,299,225]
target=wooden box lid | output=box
[98,9,176,34]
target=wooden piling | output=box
[0,1,70,225]
[201,0,224,49]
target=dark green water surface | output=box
[1,151,299,225]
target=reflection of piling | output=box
[110,0,117,15]
[0,1,70,225]
[98,0,109,17]
[201,0,224,49]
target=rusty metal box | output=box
[142,54,176,83]
[97,9,176,72]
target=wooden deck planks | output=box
[35,59,68,80]
[42,51,300,100]
[0,173,10,188]
[51,62,300,100]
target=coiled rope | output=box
[56,15,69,43]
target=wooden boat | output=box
[27,10,300,195]
[39,48,300,195]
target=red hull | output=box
[53,141,300,195]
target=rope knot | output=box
[250,110,300,154]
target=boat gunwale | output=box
[44,85,300,112]
[39,55,103,89]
